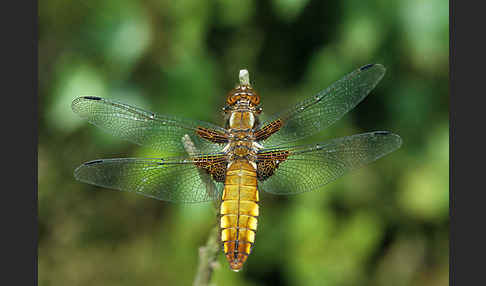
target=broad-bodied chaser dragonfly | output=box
[72,64,402,271]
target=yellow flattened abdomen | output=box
[220,214,237,228]
[238,215,258,230]
[220,160,259,271]
[220,200,238,215]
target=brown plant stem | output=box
[192,225,220,286]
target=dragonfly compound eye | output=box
[227,85,260,106]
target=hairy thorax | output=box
[223,99,263,164]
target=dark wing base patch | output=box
[256,151,289,181]
[196,127,229,144]
[194,155,228,182]
[254,119,283,142]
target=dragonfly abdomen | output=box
[220,159,259,271]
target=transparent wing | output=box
[260,64,386,147]
[72,96,227,155]
[74,155,225,203]
[257,131,402,195]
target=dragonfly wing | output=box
[257,131,402,195]
[259,64,386,146]
[72,96,227,155]
[74,155,227,203]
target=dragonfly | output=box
[72,64,402,271]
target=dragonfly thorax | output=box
[224,95,262,162]
[229,110,255,130]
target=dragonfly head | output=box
[226,85,260,107]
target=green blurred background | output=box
[38,0,449,285]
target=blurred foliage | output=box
[38,0,448,285]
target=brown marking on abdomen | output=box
[220,160,259,271]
